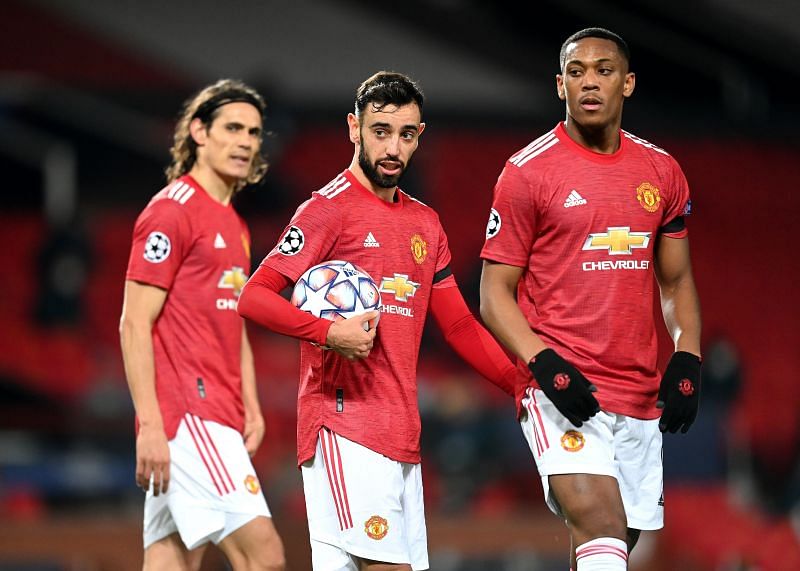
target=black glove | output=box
[656,351,702,434]
[528,349,600,427]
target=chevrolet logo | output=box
[218,266,249,296]
[379,274,420,302]
[582,227,651,255]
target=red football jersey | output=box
[125,175,252,438]
[481,122,692,419]
[261,169,455,465]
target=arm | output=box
[240,323,264,457]
[478,260,546,363]
[654,236,703,433]
[119,279,170,495]
[238,264,377,360]
[479,260,599,426]
[655,236,702,356]
[429,285,516,396]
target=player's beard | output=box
[358,145,406,189]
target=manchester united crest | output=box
[364,515,389,540]
[560,430,585,452]
[244,475,260,494]
[636,182,661,213]
[410,234,427,264]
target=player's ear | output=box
[556,74,566,101]
[347,113,360,144]
[189,117,208,146]
[623,72,636,98]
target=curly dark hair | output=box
[165,79,268,191]
[354,71,424,118]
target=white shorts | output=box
[520,388,664,530]
[143,413,272,550]
[301,428,429,571]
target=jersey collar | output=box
[555,122,627,165]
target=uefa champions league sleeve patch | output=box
[277,225,305,256]
[143,231,171,263]
[486,208,501,239]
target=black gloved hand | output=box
[528,349,600,427]
[656,351,702,434]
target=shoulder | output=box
[292,174,353,216]
[507,127,562,170]
[314,172,353,203]
[622,130,686,176]
[144,178,200,217]
[157,177,201,207]
[622,130,674,159]
[401,189,431,210]
[133,179,202,241]
[401,190,441,221]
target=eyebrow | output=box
[223,120,262,132]
[565,56,616,67]
[369,121,419,132]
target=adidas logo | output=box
[363,232,380,248]
[563,190,587,208]
[214,233,227,248]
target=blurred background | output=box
[1,0,799,569]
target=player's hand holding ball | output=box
[656,351,701,434]
[528,348,600,427]
[291,260,382,360]
[326,311,379,360]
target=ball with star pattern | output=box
[290,260,382,332]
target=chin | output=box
[575,113,609,128]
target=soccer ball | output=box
[291,260,381,331]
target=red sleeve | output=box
[661,156,691,238]
[238,265,332,345]
[429,285,516,396]
[480,162,537,267]
[261,195,340,282]
[126,198,191,290]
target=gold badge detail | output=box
[244,475,260,494]
[410,234,427,264]
[379,274,420,302]
[241,233,251,260]
[365,515,389,540]
[636,182,661,213]
[218,266,249,296]
[560,430,585,452]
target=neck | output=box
[348,157,397,203]
[563,117,622,154]
[188,164,236,205]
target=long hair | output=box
[165,79,268,191]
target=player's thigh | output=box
[217,515,285,568]
[144,533,207,571]
[548,472,626,534]
[520,388,626,536]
